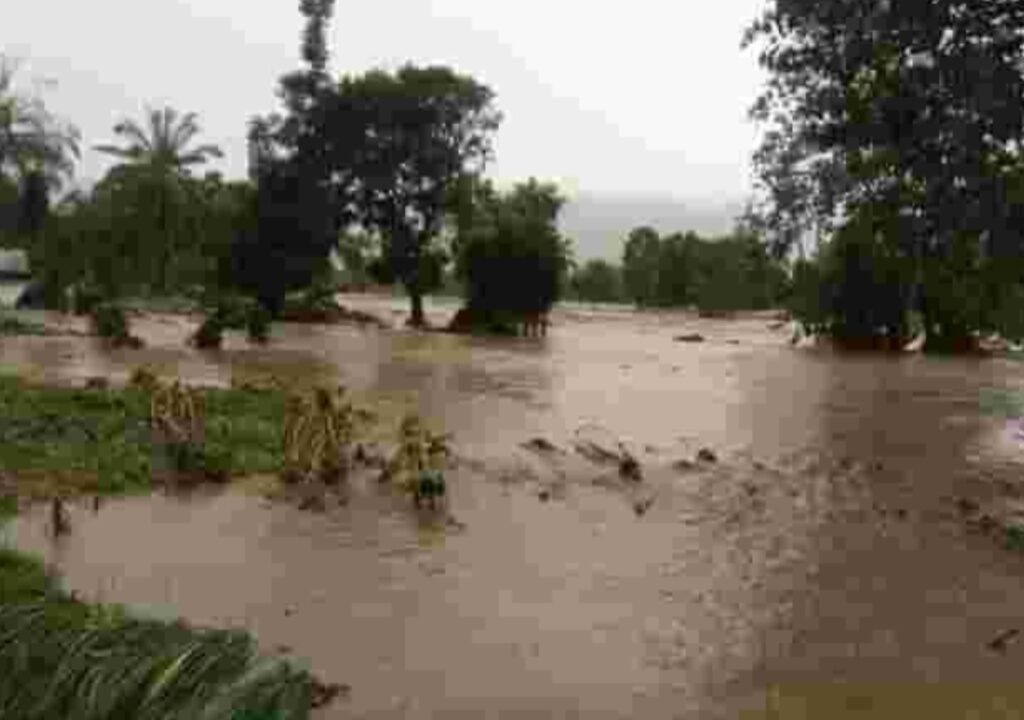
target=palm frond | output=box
[112,119,154,155]
[169,111,200,152]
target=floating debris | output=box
[633,497,655,517]
[697,448,718,464]
[674,334,705,344]
[50,497,71,538]
[311,679,351,708]
[987,628,1021,654]
[522,437,561,454]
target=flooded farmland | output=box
[6,295,1024,718]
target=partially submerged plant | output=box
[90,302,143,348]
[128,365,161,393]
[149,378,212,479]
[282,386,364,486]
[382,413,452,509]
[192,314,226,350]
[246,303,272,344]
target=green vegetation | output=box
[281,386,370,486]
[0,374,290,496]
[449,178,573,333]
[567,259,624,305]
[0,562,313,720]
[745,1,1024,352]
[380,413,451,509]
[619,226,788,313]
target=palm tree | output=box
[95,107,223,293]
[0,57,80,192]
[95,106,223,172]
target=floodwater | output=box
[7,296,1024,718]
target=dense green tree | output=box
[235,0,348,315]
[570,259,624,304]
[339,66,501,327]
[745,0,1024,350]
[454,179,572,330]
[621,226,662,307]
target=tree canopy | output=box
[620,226,788,313]
[338,66,502,326]
[745,0,1024,349]
[454,178,573,329]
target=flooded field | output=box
[6,296,1024,718]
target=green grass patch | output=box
[0,375,289,495]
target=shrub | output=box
[246,302,272,344]
[90,302,143,348]
[282,386,366,486]
[192,314,225,350]
[380,413,451,508]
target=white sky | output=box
[4,0,766,203]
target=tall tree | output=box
[455,178,573,328]
[0,57,80,193]
[570,259,623,304]
[340,65,502,326]
[237,0,346,314]
[621,226,662,307]
[95,107,222,293]
[745,0,1024,349]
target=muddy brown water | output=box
[6,297,1024,718]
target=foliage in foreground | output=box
[0,600,312,720]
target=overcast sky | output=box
[4,0,765,204]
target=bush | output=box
[72,284,105,316]
[246,302,272,344]
[282,386,367,486]
[192,315,225,350]
[90,302,141,348]
[455,179,572,330]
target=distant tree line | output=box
[566,226,789,314]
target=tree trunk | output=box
[408,284,426,328]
